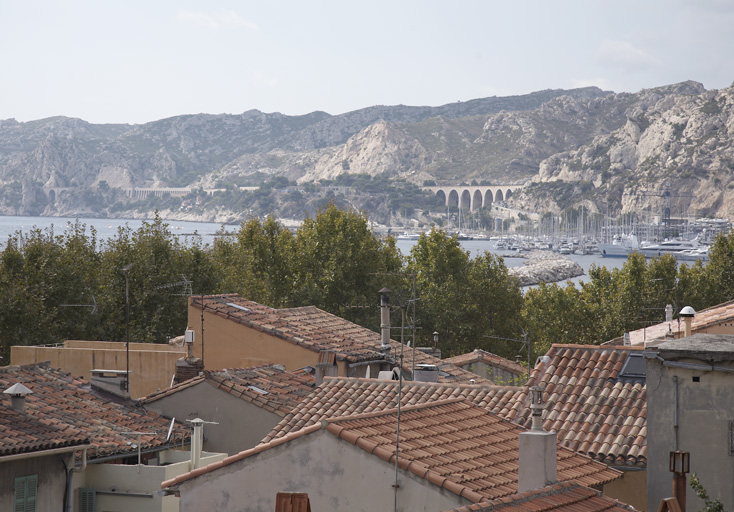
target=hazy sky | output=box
[1,0,733,125]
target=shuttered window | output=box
[14,474,37,512]
[79,488,96,512]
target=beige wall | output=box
[188,303,355,375]
[177,429,473,512]
[144,381,283,455]
[603,469,647,512]
[646,357,734,512]
[11,340,186,398]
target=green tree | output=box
[407,228,472,355]
[212,216,295,307]
[291,204,402,329]
[701,231,734,305]
[466,252,523,352]
[98,214,200,344]
[522,282,586,354]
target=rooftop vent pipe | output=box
[679,306,696,338]
[379,288,392,354]
[4,383,32,413]
[529,385,545,431]
[519,385,556,493]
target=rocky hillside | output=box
[514,81,734,219]
[1,81,734,222]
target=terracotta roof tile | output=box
[0,363,189,460]
[262,377,524,444]
[444,350,527,376]
[443,482,635,512]
[624,299,734,346]
[0,405,90,456]
[141,364,315,416]
[510,345,646,467]
[164,399,620,499]
[192,295,488,384]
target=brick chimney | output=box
[518,386,557,493]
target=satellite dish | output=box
[165,417,175,442]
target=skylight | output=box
[618,352,646,382]
[248,385,269,395]
[226,302,251,312]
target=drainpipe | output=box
[379,288,392,354]
[673,376,679,451]
[65,446,89,512]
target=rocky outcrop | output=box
[507,252,584,286]
[517,81,734,219]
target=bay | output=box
[394,239,628,287]
[0,215,239,247]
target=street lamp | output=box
[122,263,133,392]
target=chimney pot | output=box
[530,386,545,431]
[680,306,695,338]
[4,383,32,413]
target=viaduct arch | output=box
[422,184,524,211]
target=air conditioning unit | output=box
[184,329,195,344]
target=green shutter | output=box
[79,488,96,512]
[14,475,37,512]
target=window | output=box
[14,475,37,512]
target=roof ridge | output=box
[321,376,520,390]
[550,343,645,351]
[323,397,471,425]
[161,423,323,489]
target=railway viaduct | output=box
[422,184,525,211]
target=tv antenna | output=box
[59,295,98,315]
[121,431,157,469]
[157,275,193,296]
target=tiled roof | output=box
[141,364,315,417]
[194,294,489,384]
[164,399,621,499]
[443,482,635,512]
[262,377,525,444]
[445,349,527,376]
[0,363,189,460]
[510,345,646,468]
[0,405,90,457]
[626,299,734,346]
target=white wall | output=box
[177,429,473,512]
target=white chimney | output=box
[4,383,32,413]
[679,306,696,338]
[189,418,204,470]
[379,288,392,354]
[519,386,557,493]
[665,304,673,323]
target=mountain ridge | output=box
[1,82,732,224]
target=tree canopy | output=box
[2,208,734,364]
